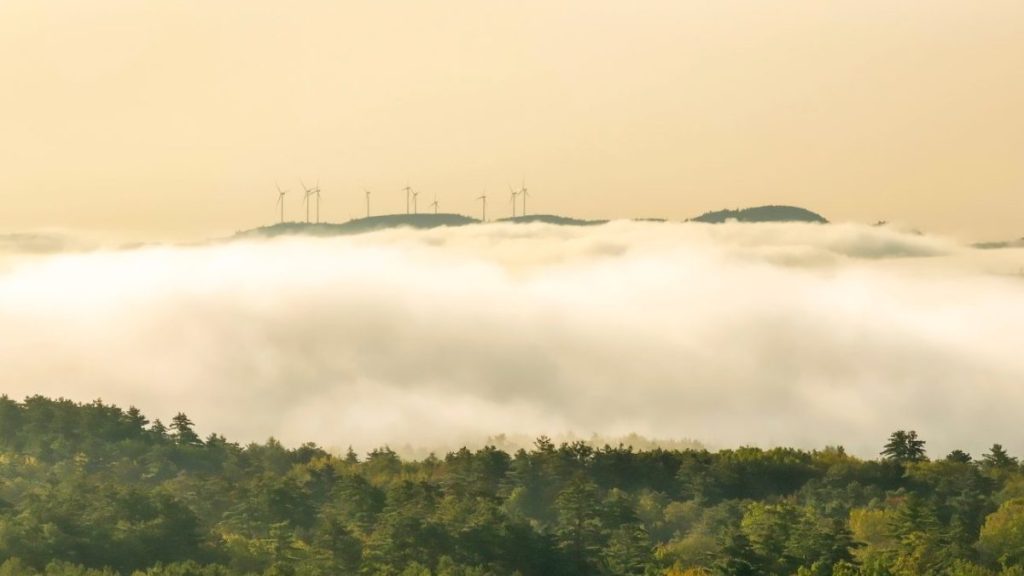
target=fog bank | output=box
[1,221,1022,458]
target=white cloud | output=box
[1,221,1022,458]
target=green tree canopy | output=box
[881,430,927,463]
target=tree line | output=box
[1,395,1023,575]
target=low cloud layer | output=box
[1,222,1022,458]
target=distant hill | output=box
[235,213,611,239]
[974,237,1024,250]
[233,206,830,240]
[689,205,828,224]
[0,233,83,254]
[497,214,606,226]
[237,214,479,238]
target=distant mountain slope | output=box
[235,213,610,239]
[974,237,1024,250]
[233,206,830,240]
[690,205,828,224]
[0,233,83,254]
[237,214,479,238]
[498,214,605,226]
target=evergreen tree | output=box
[170,412,202,446]
[946,450,973,464]
[881,430,927,463]
[981,444,1018,471]
[554,478,604,574]
[712,529,760,576]
[124,406,149,430]
[149,418,168,439]
[601,523,652,575]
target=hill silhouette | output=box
[690,205,828,224]
[236,213,609,239]
[497,214,605,226]
[974,237,1024,250]
[237,213,479,238]
[0,233,81,254]
[234,205,831,239]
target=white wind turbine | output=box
[314,181,322,224]
[509,186,519,218]
[275,184,288,223]
[300,180,316,223]
[403,185,413,214]
[477,193,487,222]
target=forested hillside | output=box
[690,206,828,224]
[1,397,1023,575]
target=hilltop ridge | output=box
[234,204,830,239]
[974,237,1024,250]
[689,205,829,224]
[235,213,608,239]
[236,213,478,238]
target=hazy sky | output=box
[1,1,1022,240]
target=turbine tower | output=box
[300,180,315,223]
[364,189,372,218]
[477,194,487,222]
[403,185,413,214]
[508,185,519,218]
[412,190,420,214]
[275,184,288,223]
[314,181,321,224]
[429,196,439,214]
[520,180,530,217]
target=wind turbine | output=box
[429,195,439,214]
[364,189,372,218]
[520,180,530,217]
[314,181,322,224]
[508,185,519,218]
[477,193,488,222]
[403,185,413,214]
[412,190,420,214]
[300,180,315,223]
[275,184,288,223]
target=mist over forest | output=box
[2,221,1022,457]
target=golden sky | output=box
[1,0,1022,240]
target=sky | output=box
[2,222,1023,457]
[1,1,1022,241]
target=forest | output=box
[1,396,1023,575]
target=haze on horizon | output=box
[1,0,1023,241]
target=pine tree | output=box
[150,418,168,439]
[554,478,604,575]
[170,412,202,446]
[601,523,652,576]
[881,430,927,463]
[713,529,760,576]
[982,444,1018,471]
[124,406,149,430]
[946,450,973,464]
